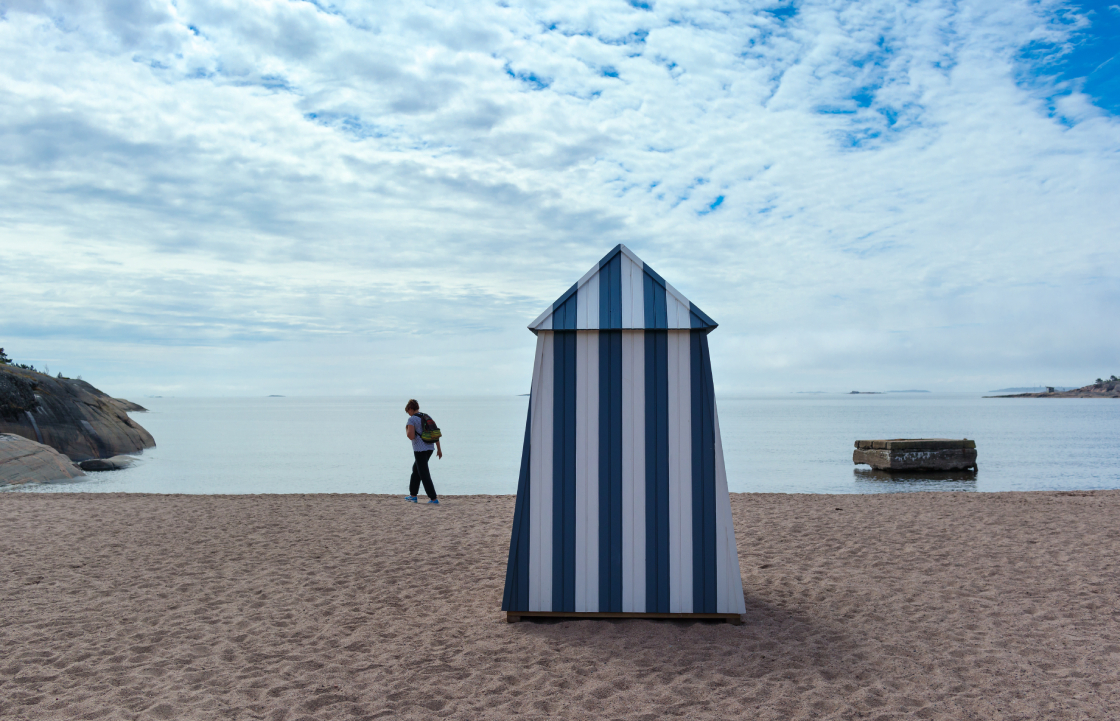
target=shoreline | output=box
[7,484,1120,496]
[2,491,1117,719]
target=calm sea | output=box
[7,394,1119,495]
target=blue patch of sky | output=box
[291,0,373,31]
[294,0,343,18]
[852,88,875,108]
[765,3,798,21]
[666,178,709,209]
[1017,2,1120,115]
[611,181,645,198]
[931,56,956,73]
[814,34,939,144]
[696,195,725,216]
[597,29,649,46]
[731,1,799,61]
[304,112,390,140]
[542,22,594,39]
[187,25,200,36]
[503,63,551,90]
[255,75,293,91]
[835,127,883,149]
[628,0,653,10]
[602,66,619,78]
[843,39,890,103]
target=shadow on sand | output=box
[510,593,874,684]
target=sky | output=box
[1,0,1117,397]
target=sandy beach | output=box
[1,491,1117,720]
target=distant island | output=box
[985,377,1119,399]
[988,386,1076,393]
[796,390,928,394]
[267,395,285,397]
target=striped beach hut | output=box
[502,245,746,623]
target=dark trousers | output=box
[410,450,437,499]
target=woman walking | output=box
[404,399,441,504]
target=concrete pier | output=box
[854,439,977,472]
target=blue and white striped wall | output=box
[503,245,746,616]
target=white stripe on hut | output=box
[503,245,746,623]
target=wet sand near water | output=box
[1,491,1117,720]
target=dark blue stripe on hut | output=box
[643,269,667,329]
[598,330,623,611]
[689,301,718,330]
[549,279,580,611]
[599,252,622,329]
[690,330,718,613]
[502,394,534,612]
[597,244,624,268]
[644,329,670,613]
[553,283,579,330]
[552,331,578,613]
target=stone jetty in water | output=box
[854,439,977,472]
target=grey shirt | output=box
[407,414,435,452]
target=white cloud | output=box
[0,0,1117,395]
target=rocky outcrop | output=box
[0,371,39,416]
[110,398,148,413]
[78,455,137,472]
[985,382,1120,398]
[0,433,85,487]
[854,439,978,472]
[0,366,155,461]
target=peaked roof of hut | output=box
[528,244,717,333]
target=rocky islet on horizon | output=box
[0,364,155,487]
[984,379,1120,399]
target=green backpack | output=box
[415,412,442,443]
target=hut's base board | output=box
[505,611,742,625]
